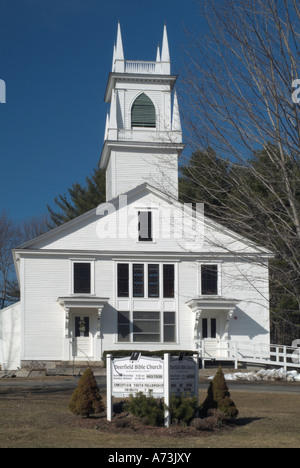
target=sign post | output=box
[106,354,113,421]
[163,353,170,428]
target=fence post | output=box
[283,346,287,371]
[234,342,238,369]
[193,354,199,407]
[201,340,205,369]
[164,353,170,428]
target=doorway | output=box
[72,315,92,359]
[202,317,218,339]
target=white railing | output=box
[197,339,300,370]
[116,129,182,144]
[125,60,157,74]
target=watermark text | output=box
[0,79,6,103]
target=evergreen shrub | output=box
[69,367,105,417]
[168,393,198,425]
[201,365,238,419]
[124,392,164,426]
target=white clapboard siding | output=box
[0,302,21,370]
[17,250,270,362]
[114,151,178,199]
[24,187,270,257]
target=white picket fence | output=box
[197,339,300,370]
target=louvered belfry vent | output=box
[131,93,156,128]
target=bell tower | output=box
[99,23,184,202]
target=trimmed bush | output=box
[69,367,105,417]
[201,365,238,419]
[168,393,198,426]
[124,392,165,426]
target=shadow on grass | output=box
[233,417,264,427]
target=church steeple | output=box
[100,23,185,201]
[113,22,124,72]
[172,90,182,133]
[161,23,171,74]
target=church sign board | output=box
[170,356,198,396]
[106,353,199,426]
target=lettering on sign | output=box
[170,357,198,396]
[112,355,164,397]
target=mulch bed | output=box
[70,410,234,438]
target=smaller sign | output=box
[170,356,198,396]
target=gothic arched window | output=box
[131,93,156,128]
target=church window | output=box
[133,264,144,297]
[75,316,89,338]
[117,263,129,297]
[131,93,156,128]
[133,311,160,342]
[148,264,159,297]
[116,261,177,343]
[201,265,218,295]
[138,211,152,242]
[73,263,91,294]
[118,311,130,342]
[163,264,175,298]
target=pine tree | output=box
[47,168,106,227]
[69,368,105,418]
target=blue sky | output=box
[0,0,206,223]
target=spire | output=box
[156,43,161,62]
[114,22,124,72]
[172,90,182,134]
[161,23,171,74]
[155,43,161,73]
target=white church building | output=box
[0,24,272,371]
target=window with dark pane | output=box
[148,264,159,297]
[131,93,156,128]
[117,263,129,297]
[73,263,91,294]
[133,311,160,342]
[211,318,217,339]
[202,318,208,339]
[163,312,175,342]
[138,211,152,242]
[75,316,89,338]
[133,264,144,297]
[118,311,130,342]
[163,264,175,298]
[201,265,218,295]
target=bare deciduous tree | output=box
[180,0,300,342]
[0,212,50,309]
[0,212,22,309]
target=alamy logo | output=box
[95,195,205,250]
[0,79,6,103]
[292,79,300,104]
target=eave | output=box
[104,72,178,102]
[99,139,185,170]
